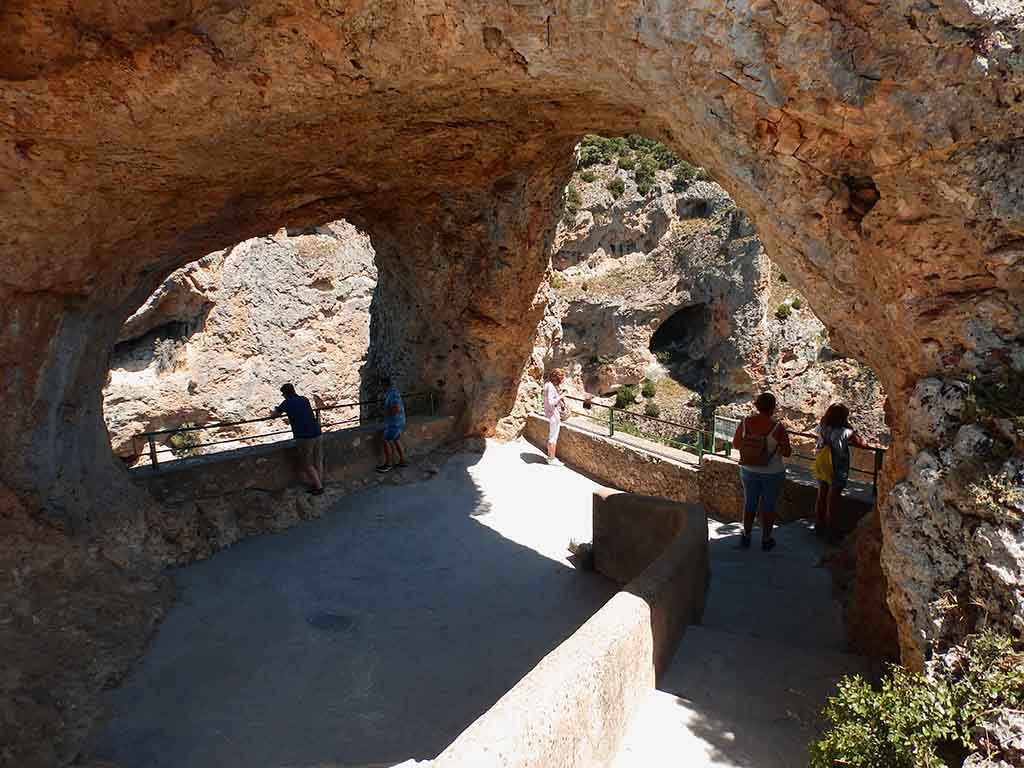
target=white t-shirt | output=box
[544,381,561,419]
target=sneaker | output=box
[396,461,409,468]
[547,458,564,467]
[762,537,777,552]
[308,487,325,496]
[375,464,392,474]
[739,534,752,549]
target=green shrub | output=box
[562,183,582,223]
[579,135,628,167]
[615,385,638,409]
[580,170,597,183]
[652,143,680,170]
[644,402,661,418]
[791,296,804,310]
[168,423,202,457]
[551,273,566,290]
[617,155,635,171]
[636,181,651,196]
[672,161,709,189]
[811,632,1024,768]
[654,350,673,364]
[607,177,626,199]
[775,303,792,321]
[964,368,1024,432]
[641,379,657,399]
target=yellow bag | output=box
[813,445,834,483]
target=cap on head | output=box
[754,392,777,414]
[280,383,296,397]
[380,373,392,386]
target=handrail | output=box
[543,391,887,496]
[134,392,433,439]
[129,391,436,469]
[562,394,703,431]
[713,414,888,454]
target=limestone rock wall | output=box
[2,0,1024,763]
[526,165,889,445]
[103,222,376,461]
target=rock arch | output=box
[2,0,1022,721]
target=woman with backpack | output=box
[731,392,792,550]
[814,403,869,538]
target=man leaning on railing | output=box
[272,383,324,496]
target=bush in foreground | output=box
[811,632,1024,768]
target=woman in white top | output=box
[731,392,792,550]
[543,368,567,466]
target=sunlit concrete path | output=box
[614,520,878,768]
[93,439,616,768]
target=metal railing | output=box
[130,391,437,469]
[541,394,731,462]
[696,414,886,496]
[539,394,887,496]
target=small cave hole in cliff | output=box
[648,304,711,391]
[103,220,381,466]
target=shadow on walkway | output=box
[615,520,880,768]
[519,451,548,465]
[92,443,616,768]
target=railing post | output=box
[608,406,615,437]
[147,434,159,469]
[430,391,436,418]
[873,448,883,498]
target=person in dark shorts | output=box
[272,383,324,495]
[814,403,869,538]
[376,375,406,473]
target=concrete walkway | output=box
[613,519,877,768]
[93,440,616,768]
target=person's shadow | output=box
[519,452,548,465]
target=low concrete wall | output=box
[132,416,456,564]
[524,414,702,505]
[527,414,871,531]
[431,491,708,768]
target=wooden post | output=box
[609,406,615,437]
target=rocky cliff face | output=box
[103,222,376,461]
[527,156,888,445]
[3,1,1024,764]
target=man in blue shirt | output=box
[272,383,324,494]
[376,375,407,473]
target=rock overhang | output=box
[2,0,1024,762]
